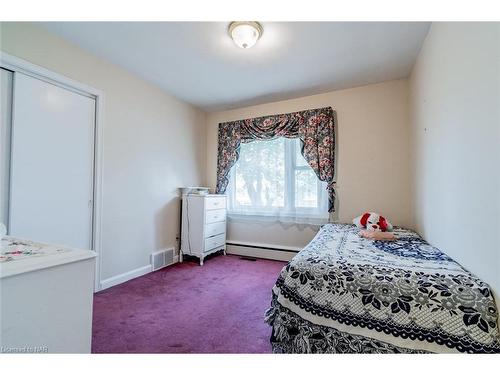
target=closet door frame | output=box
[0,52,105,292]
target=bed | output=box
[265,224,500,353]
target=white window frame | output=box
[227,138,328,221]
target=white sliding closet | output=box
[0,68,13,228]
[3,71,96,250]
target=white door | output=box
[9,72,96,249]
[0,68,13,228]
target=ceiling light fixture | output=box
[228,21,263,49]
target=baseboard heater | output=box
[226,242,299,253]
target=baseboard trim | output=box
[226,241,301,262]
[99,252,180,291]
[100,265,152,290]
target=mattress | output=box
[265,224,500,353]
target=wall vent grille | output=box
[151,248,175,271]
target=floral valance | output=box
[215,107,337,212]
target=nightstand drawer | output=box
[205,221,226,238]
[205,196,226,210]
[205,209,226,224]
[204,233,225,252]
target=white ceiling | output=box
[40,22,430,112]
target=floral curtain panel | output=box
[216,106,336,212]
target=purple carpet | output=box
[91,254,285,353]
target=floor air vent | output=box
[151,248,175,271]
[239,256,257,261]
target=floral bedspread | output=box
[265,224,500,353]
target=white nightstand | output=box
[180,194,226,265]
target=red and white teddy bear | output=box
[353,212,393,232]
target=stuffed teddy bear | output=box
[353,212,393,232]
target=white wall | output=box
[206,79,413,248]
[409,23,500,292]
[0,22,206,284]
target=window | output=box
[226,138,328,223]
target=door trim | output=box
[0,52,105,292]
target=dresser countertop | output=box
[0,236,96,279]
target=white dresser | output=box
[0,237,96,353]
[181,194,226,265]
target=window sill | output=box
[227,212,329,226]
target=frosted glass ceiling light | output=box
[228,21,263,49]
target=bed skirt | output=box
[265,293,427,354]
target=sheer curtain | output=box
[225,138,329,225]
